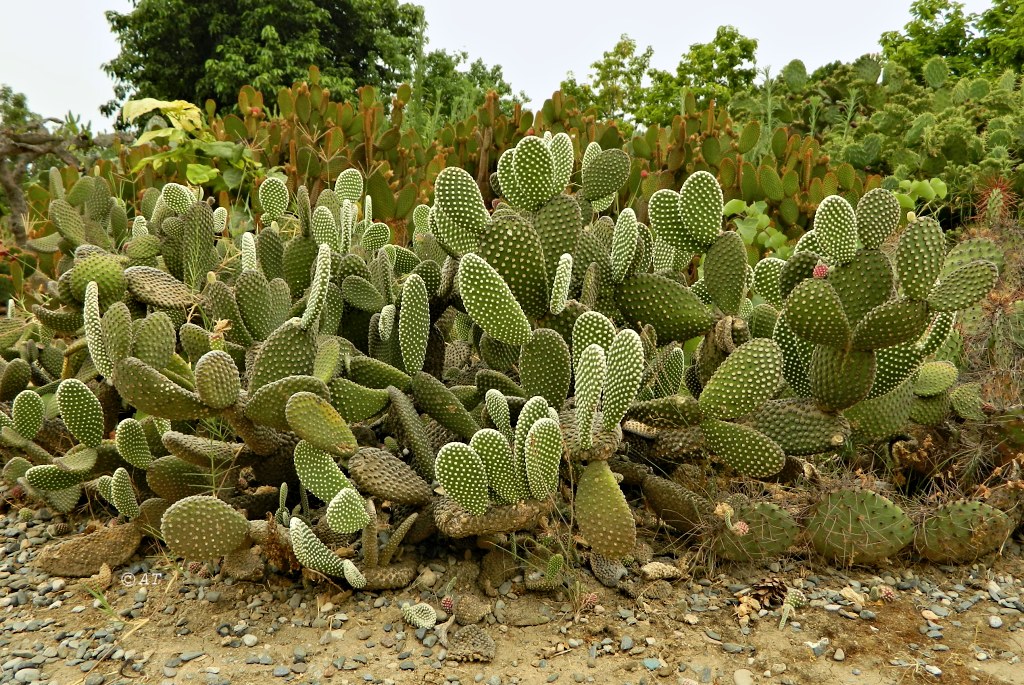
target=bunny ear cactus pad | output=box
[703,231,747,316]
[753,257,785,309]
[161,495,249,560]
[856,188,901,249]
[581,147,629,202]
[194,350,241,410]
[549,132,574,191]
[478,213,550,319]
[809,346,876,411]
[457,253,532,346]
[814,195,858,264]
[411,372,479,440]
[434,166,489,235]
[469,429,525,505]
[520,328,571,408]
[110,467,139,519]
[285,392,357,457]
[852,299,931,350]
[56,379,104,448]
[294,439,352,503]
[435,442,490,516]
[115,418,153,469]
[616,274,714,344]
[575,460,636,559]
[511,136,556,210]
[326,487,371,534]
[524,417,562,499]
[927,260,999,311]
[740,398,850,455]
[11,390,43,443]
[702,419,786,477]
[335,168,363,202]
[915,500,1013,563]
[602,329,644,431]
[827,250,895,327]
[259,177,289,223]
[807,489,913,564]
[300,244,333,331]
[290,517,347,577]
[896,217,946,300]
[398,273,429,373]
[698,339,783,420]
[783,279,851,347]
[574,344,607,450]
[679,170,723,250]
[610,210,639,284]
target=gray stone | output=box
[989,616,1004,629]
[833,648,845,662]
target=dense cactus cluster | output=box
[0,129,1018,594]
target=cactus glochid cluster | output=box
[0,125,1015,601]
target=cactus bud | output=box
[812,263,829,279]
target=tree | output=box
[974,0,1024,74]
[102,0,426,120]
[641,26,758,124]
[560,35,654,125]
[0,87,80,245]
[879,0,980,78]
[407,48,522,136]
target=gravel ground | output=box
[2,505,1023,685]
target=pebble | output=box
[620,636,634,651]
[733,669,754,685]
[242,634,258,647]
[989,616,1004,629]
[642,657,660,670]
[833,648,845,662]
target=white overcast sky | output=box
[0,1,995,131]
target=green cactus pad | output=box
[520,328,571,408]
[896,217,945,300]
[610,209,639,284]
[457,253,532,346]
[869,343,925,399]
[110,467,139,519]
[703,231,747,316]
[411,371,479,440]
[434,166,490,235]
[101,301,134,368]
[845,376,915,444]
[698,339,782,420]
[927,260,998,312]
[702,419,785,477]
[328,377,390,423]
[26,464,86,491]
[258,177,288,222]
[625,395,702,428]
[386,386,435,482]
[145,456,209,502]
[245,375,330,431]
[678,170,723,250]
[616,274,714,344]
[782,279,851,347]
[915,500,1013,563]
[342,274,385,312]
[205,280,253,347]
[290,517,347,577]
[949,382,985,421]
[11,390,43,442]
[649,189,698,253]
[640,475,711,534]
[114,418,152,469]
[574,344,607,450]
[575,460,635,559]
[161,495,249,560]
[348,356,411,391]
[827,249,895,327]
[348,448,433,506]
[602,329,644,431]
[435,442,490,516]
[402,602,438,629]
[777,251,819,302]
[713,502,799,561]
[809,345,876,411]
[581,148,629,202]
[162,431,238,467]
[524,417,562,499]
[807,489,913,564]
[124,266,194,309]
[469,428,525,505]
[334,168,363,202]
[909,392,950,426]
[55,379,104,448]
[326,487,370,534]
[294,439,351,503]
[484,389,514,443]
[70,253,125,310]
[913,361,958,397]
[132,311,176,370]
[534,195,582,279]
[477,213,550,320]
[285,391,357,457]
[748,303,779,339]
[814,195,858,264]
[939,238,1004,279]
[739,398,850,455]
[247,318,316,393]
[855,188,901,249]
[193,350,240,410]
[752,257,785,309]
[398,273,430,373]
[851,298,930,350]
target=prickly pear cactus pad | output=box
[807,489,914,565]
[160,495,250,560]
[914,500,1014,563]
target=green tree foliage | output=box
[560,35,653,127]
[974,0,1024,74]
[880,0,979,78]
[102,0,426,119]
